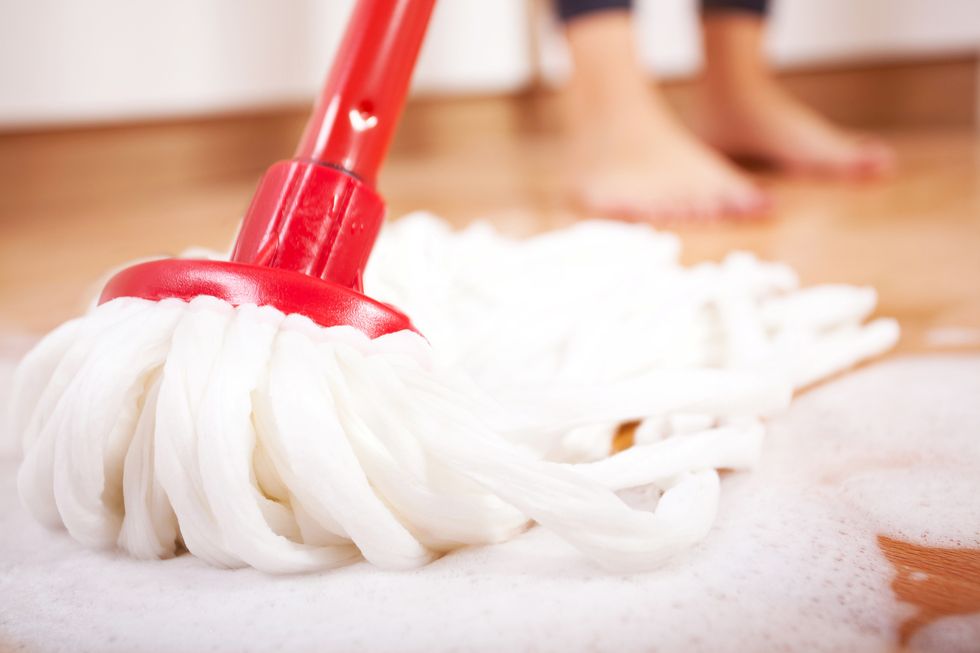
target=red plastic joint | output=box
[98,160,417,337]
[231,160,385,293]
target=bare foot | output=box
[696,80,895,179]
[698,13,895,179]
[569,92,770,221]
[562,10,769,223]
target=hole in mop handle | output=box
[294,0,437,188]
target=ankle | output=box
[698,73,775,120]
[566,75,675,144]
[700,12,773,107]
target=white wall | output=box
[0,0,976,127]
[541,0,980,81]
[0,0,531,125]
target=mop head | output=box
[10,214,898,573]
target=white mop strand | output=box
[366,213,899,460]
[10,213,898,573]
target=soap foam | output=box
[2,356,977,652]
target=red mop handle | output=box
[230,0,436,291]
[296,0,435,186]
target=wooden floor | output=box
[1,69,978,353]
[0,57,978,650]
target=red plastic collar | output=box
[99,258,414,338]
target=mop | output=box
[9,0,898,575]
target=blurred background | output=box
[0,0,978,349]
[1,0,978,123]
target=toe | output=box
[854,138,896,178]
[718,177,771,219]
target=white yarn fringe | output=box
[10,213,898,573]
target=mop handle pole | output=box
[294,0,437,187]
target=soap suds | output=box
[0,330,33,457]
[2,355,977,652]
[926,326,980,348]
